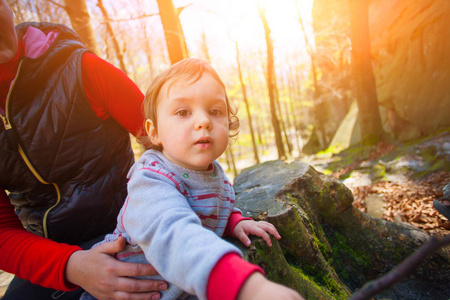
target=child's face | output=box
[146,72,230,171]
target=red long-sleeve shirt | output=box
[0,47,260,299]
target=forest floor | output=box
[309,130,450,237]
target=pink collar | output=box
[22,26,59,59]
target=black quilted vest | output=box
[0,22,133,245]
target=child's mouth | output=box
[195,138,212,148]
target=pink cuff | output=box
[207,253,264,300]
[224,212,252,237]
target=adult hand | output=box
[66,236,167,300]
[237,272,304,300]
[233,220,281,247]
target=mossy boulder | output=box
[233,160,450,299]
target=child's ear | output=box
[145,119,161,146]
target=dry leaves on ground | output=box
[330,141,450,236]
[351,171,450,236]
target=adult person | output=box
[0,1,166,298]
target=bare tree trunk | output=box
[282,100,295,153]
[224,147,231,171]
[9,0,26,22]
[156,0,187,64]
[227,146,237,177]
[275,80,293,156]
[97,0,127,74]
[246,69,266,149]
[295,0,328,150]
[201,32,211,63]
[134,0,155,81]
[64,0,99,54]
[349,0,384,145]
[33,1,43,22]
[287,67,302,155]
[235,42,260,164]
[258,7,286,160]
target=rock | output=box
[234,160,450,299]
[312,0,450,143]
[365,194,385,218]
[328,102,361,150]
[370,0,450,140]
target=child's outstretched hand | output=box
[238,272,304,300]
[233,219,281,247]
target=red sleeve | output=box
[207,253,264,300]
[81,52,145,137]
[0,189,81,291]
[223,211,252,237]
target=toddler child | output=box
[82,58,303,300]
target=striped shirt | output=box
[101,149,242,300]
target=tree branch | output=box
[175,4,192,16]
[47,0,66,10]
[350,234,450,300]
[109,3,192,23]
[109,12,160,22]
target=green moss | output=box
[413,159,450,177]
[317,144,346,156]
[313,235,330,257]
[290,264,349,300]
[371,163,386,180]
[329,232,373,282]
[338,171,352,180]
[321,169,333,175]
[290,265,327,291]
[304,218,330,258]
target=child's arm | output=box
[238,272,304,300]
[233,219,281,247]
[223,211,252,236]
[123,164,244,299]
[231,220,303,299]
[207,253,304,300]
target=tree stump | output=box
[233,160,450,299]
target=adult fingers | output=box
[95,235,127,255]
[113,260,160,278]
[96,238,159,278]
[113,276,168,294]
[108,290,161,300]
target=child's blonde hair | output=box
[138,58,239,150]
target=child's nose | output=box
[195,113,212,130]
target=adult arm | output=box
[0,189,79,290]
[81,52,144,136]
[66,236,166,299]
[0,188,165,298]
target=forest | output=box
[3,0,450,298]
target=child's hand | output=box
[233,219,281,247]
[238,272,304,300]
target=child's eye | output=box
[210,109,222,116]
[176,110,190,117]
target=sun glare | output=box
[177,0,314,64]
